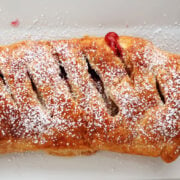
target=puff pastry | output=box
[0,32,179,163]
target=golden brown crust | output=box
[0,35,179,162]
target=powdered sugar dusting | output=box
[0,41,86,147]
[0,35,179,161]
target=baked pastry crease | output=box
[0,32,179,162]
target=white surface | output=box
[0,0,179,179]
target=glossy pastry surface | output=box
[0,32,179,163]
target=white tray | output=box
[0,0,179,179]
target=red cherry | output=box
[105,32,122,57]
[105,32,119,45]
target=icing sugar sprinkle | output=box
[0,37,179,156]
